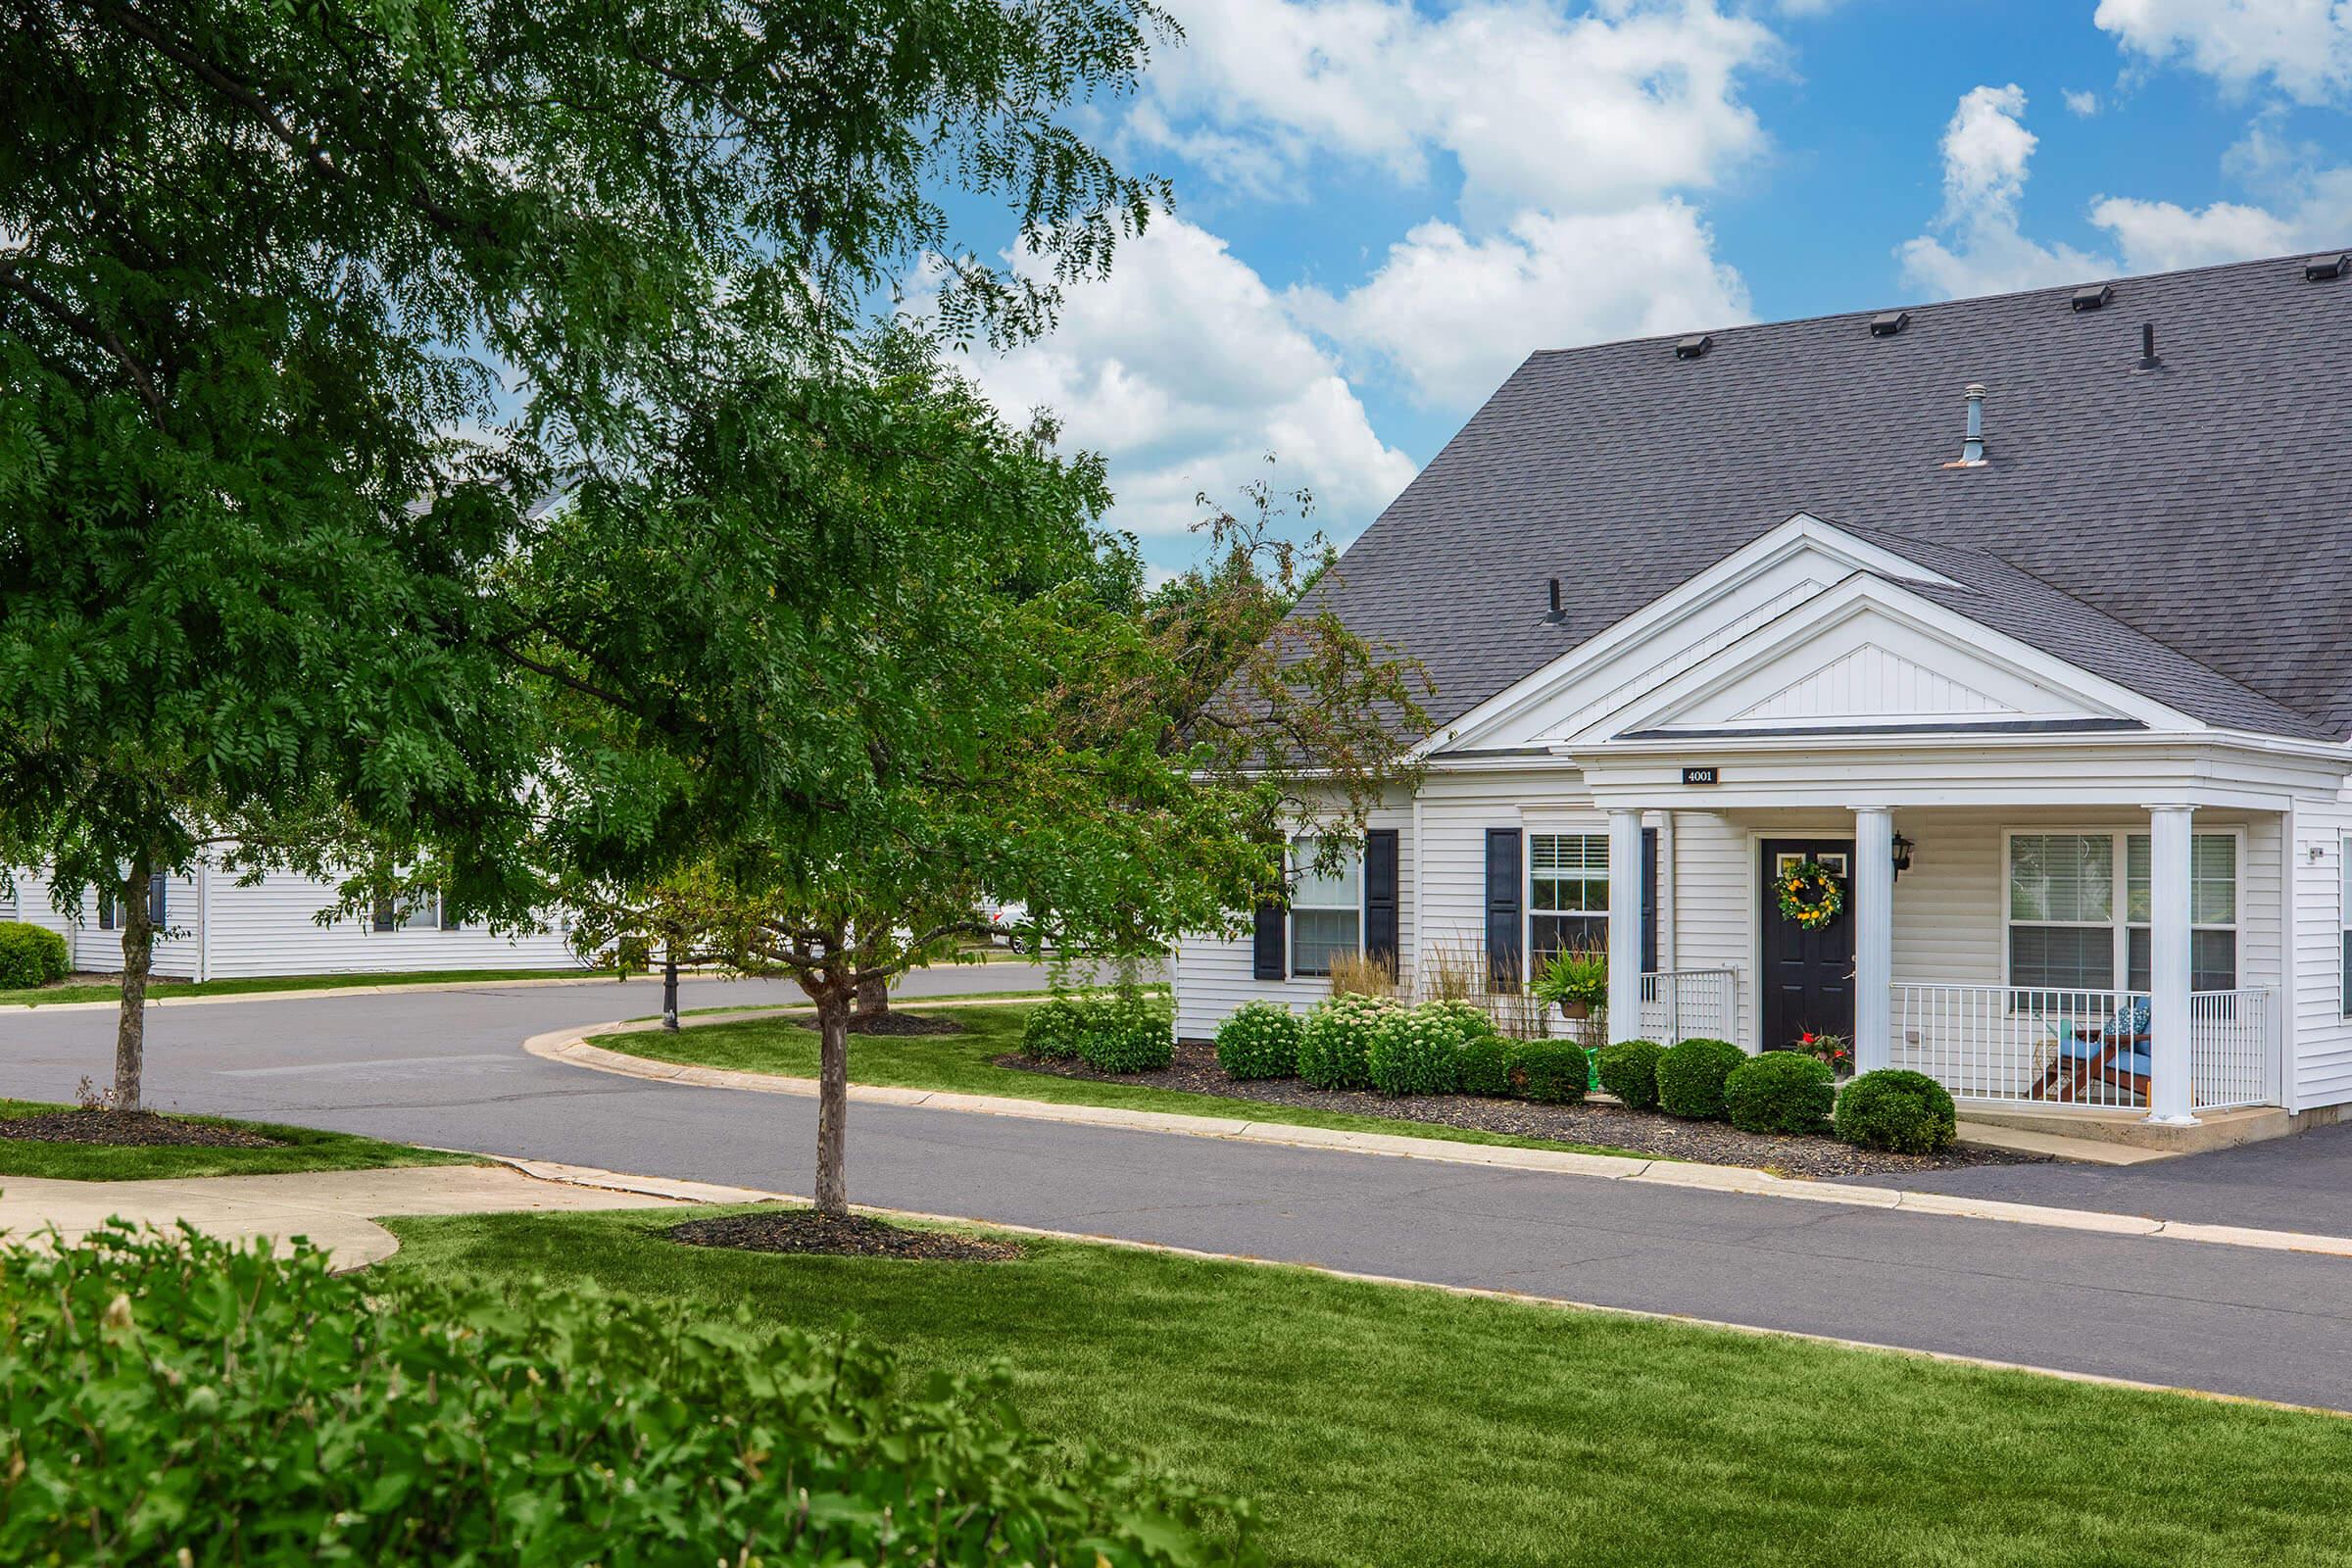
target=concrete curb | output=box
[524,1019,2352,1263]
[0,972,651,1015]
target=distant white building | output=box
[4,862,584,982]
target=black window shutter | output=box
[1251,898,1287,980]
[1363,829,1399,978]
[148,872,168,927]
[1642,827,1659,975]
[1485,828,1523,990]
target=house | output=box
[1173,251,2352,1134]
[3,863,585,982]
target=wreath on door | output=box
[1774,859,1845,930]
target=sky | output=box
[911,0,2352,581]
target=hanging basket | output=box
[1774,859,1845,930]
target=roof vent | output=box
[1544,578,1567,623]
[2305,253,2349,281]
[1869,310,1911,338]
[2071,283,2114,312]
[1673,333,1713,361]
[1940,382,1989,469]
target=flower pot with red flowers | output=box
[1797,1030,1854,1080]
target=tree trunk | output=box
[854,968,889,1019]
[813,992,851,1216]
[113,860,154,1110]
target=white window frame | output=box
[2001,826,2243,996]
[1527,831,1610,969]
[1289,835,1361,979]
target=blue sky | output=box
[921,0,2352,578]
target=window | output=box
[98,888,116,931]
[1530,833,1608,965]
[1290,838,1361,977]
[371,894,398,933]
[2006,829,2238,995]
[372,890,443,932]
[2341,835,2351,1017]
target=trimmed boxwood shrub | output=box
[1508,1039,1590,1105]
[1595,1039,1665,1110]
[0,921,68,991]
[1366,1002,1481,1097]
[1214,1000,1301,1080]
[1834,1068,1959,1153]
[1080,994,1175,1074]
[1457,1032,1515,1097]
[1725,1051,1838,1136]
[1656,1038,1746,1121]
[1,1223,1240,1566]
[1021,996,1088,1061]
[1296,993,1399,1091]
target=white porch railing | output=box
[1640,969,1738,1045]
[1889,982,2278,1112]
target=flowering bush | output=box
[1080,994,1175,1074]
[1366,1001,1486,1096]
[1021,997,1088,1060]
[1725,1051,1837,1136]
[1215,1001,1302,1080]
[1296,993,1401,1091]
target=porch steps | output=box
[1958,1102,2337,1158]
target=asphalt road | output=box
[6,971,2352,1410]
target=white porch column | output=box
[1607,808,1645,1045]
[2147,804,2197,1125]
[1853,807,1894,1074]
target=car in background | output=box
[983,899,1032,953]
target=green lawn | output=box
[0,1101,481,1180]
[380,1204,2352,1568]
[0,965,624,1007]
[595,1002,1655,1161]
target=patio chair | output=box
[2036,997,2151,1104]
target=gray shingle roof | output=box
[1312,252,2352,744]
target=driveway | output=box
[5,972,2352,1409]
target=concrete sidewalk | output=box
[0,1163,773,1269]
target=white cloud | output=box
[2090,165,2352,269]
[2094,0,2352,103]
[1133,0,1778,221]
[1290,203,1751,408]
[915,219,1417,538]
[1896,85,2108,298]
[2064,88,2101,116]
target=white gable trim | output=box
[1422,513,1960,759]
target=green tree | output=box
[0,0,1169,1104]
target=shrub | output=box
[1022,996,1088,1060]
[1595,1039,1666,1110]
[1457,1032,1515,1097]
[1215,1001,1302,1080]
[0,1222,1243,1567]
[1296,993,1399,1091]
[0,921,68,991]
[1834,1068,1959,1153]
[1725,1051,1838,1136]
[1507,1039,1590,1104]
[1656,1038,1747,1121]
[1366,1002,1484,1096]
[1080,994,1175,1074]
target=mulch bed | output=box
[0,1109,283,1150]
[846,1010,965,1037]
[667,1209,1022,1261]
[1000,1040,2043,1180]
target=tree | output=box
[527,357,1429,1213]
[0,0,1170,1105]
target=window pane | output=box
[2191,835,2235,926]
[1532,912,1606,967]
[2010,836,2111,923]
[1293,839,1361,909]
[1292,908,1360,976]
[2126,835,2150,924]
[2128,927,2235,991]
[2011,925,2115,990]
[2128,926,2148,994]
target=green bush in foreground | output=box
[1595,1039,1665,1110]
[1296,993,1399,1091]
[1508,1040,1590,1105]
[1725,1052,1838,1136]
[1081,994,1176,1075]
[1366,1003,1482,1097]
[1457,1032,1515,1097]
[1834,1068,1959,1153]
[1656,1038,1746,1121]
[1022,996,1089,1060]
[2,1222,1248,1566]
[0,921,68,991]
[1215,1001,1302,1080]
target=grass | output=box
[595,1002,1657,1161]
[0,965,623,1007]
[0,1100,481,1180]
[379,1204,2352,1568]
[622,981,1160,1023]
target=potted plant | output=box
[1534,947,1610,1051]
[1797,1030,1853,1079]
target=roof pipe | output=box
[1942,383,1989,468]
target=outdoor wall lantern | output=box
[1890,832,1915,879]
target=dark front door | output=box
[1759,838,1856,1054]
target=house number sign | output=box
[1680,766,1720,786]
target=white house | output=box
[1174,252,2352,1136]
[3,863,584,982]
